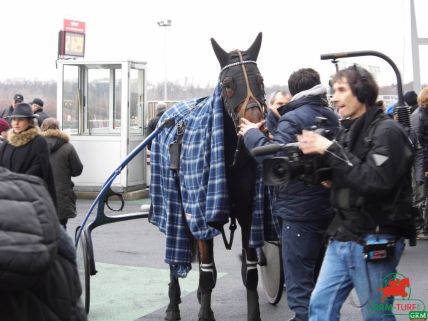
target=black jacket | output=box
[34,109,49,127]
[244,95,339,222]
[146,111,165,150]
[43,129,83,220]
[0,168,87,321]
[0,106,13,124]
[325,107,414,241]
[0,126,57,206]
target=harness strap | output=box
[220,60,257,74]
[220,216,237,250]
[237,51,263,120]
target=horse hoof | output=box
[165,306,181,321]
[198,312,215,321]
[197,288,201,304]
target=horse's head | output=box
[211,33,266,128]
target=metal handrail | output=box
[75,118,174,246]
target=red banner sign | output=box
[63,19,85,33]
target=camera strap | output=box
[325,141,353,166]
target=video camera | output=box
[251,117,334,186]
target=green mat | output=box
[88,262,225,321]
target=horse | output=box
[150,32,276,321]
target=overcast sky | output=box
[1,0,427,88]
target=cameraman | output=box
[240,68,339,321]
[297,65,414,321]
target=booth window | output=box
[129,68,145,134]
[87,68,121,135]
[62,65,80,135]
[60,62,145,137]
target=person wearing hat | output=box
[0,103,57,207]
[0,93,24,124]
[0,118,9,145]
[30,98,49,126]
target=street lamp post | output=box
[157,19,172,101]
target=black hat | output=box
[30,98,44,107]
[13,94,24,103]
[7,103,36,119]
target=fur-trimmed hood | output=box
[7,126,41,147]
[42,129,70,153]
[41,129,69,142]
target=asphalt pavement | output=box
[68,197,428,321]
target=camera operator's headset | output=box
[351,64,374,106]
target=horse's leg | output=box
[197,239,216,321]
[241,223,261,321]
[165,266,181,321]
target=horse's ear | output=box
[246,32,262,61]
[211,37,228,68]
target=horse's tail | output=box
[190,236,198,263]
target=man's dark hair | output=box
[404,91,418,107]
[332,65,379,107]
[288,68,321,96]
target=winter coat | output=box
[0,167,87,321]
[244,95,339,222]
[146,111,165,150]
[0,126,57,206]
[34,109,50,127]
[411,107,428,167]
[0,105,13,124]
[325,107,414,241]
[42,129,83,220]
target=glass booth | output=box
[56,60,147,194]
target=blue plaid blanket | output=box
[150,85,278,278]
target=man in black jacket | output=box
[30,98,49,126]
[146,101,167,150]
[0,167,87,321]
[298,65,414,321]
[240,68,339,321]
[0,93,24,124]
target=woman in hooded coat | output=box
[0,103,56,206]
[41,117,83,229]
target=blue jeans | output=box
[281,220,330,321]
[308,236,405,321]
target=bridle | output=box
[220,51,266,167]
[220,51,265,130]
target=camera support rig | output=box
[320,50,404,106]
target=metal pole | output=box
[157,20,172,101]
[410,0,421,93]
[163,28,167,101]
[321,50,405,106]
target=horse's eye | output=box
[222,77,235,98]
